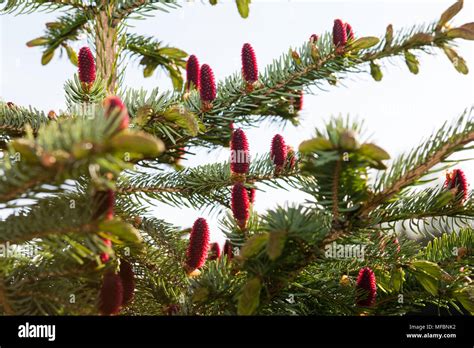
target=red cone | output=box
[165,304,180,315]
[98,271,123,315]
[186,218,210,270]
[223,240,233,259]
[356,267,377,307]
[186,55,200,91]
[286,145,296,169]
[309,34,319,43]
[78,47,96,84]
[230,128,250,174]
[445,169,468,203]
[208,242,221,260]
[333,19,348,47]
[241,43,258,83]
[345,22,355,41]
[199,64,216,103]
[232,183,250,229]
[271,134,287,167]
[103,96,130,131]
[119,260,135,306]
[294,91,303,112]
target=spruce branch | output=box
[0,101,49,137]
[120,217,189,315]
[64,76,107,109]
[0,109,164,204]
[0,257,100,315]
[138,217,186,265]
[423,228,473,262]
[0,0,85,14]
[360,107,474,218]
[181,19,469,124]
[26,10,90,67]
[4,14,472,153]
[0,276,14,315]
[119,17,472,155]
[369,187,474,226]
[118,154,300,209]
[0,192,97,244]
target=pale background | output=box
[1,0,473,245]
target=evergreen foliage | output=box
[0,0,473,316]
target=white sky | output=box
[1,0,474,245]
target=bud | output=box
[370,61,383,81]
[26,37,49,47]
[404,50,419,74]
[286,145,296,169]
[208,242,221,260]
[340,274,350,287]
[384,24,393,50]
[291,50,301,65]
[47,110,58,121]
[338,130,359,151]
